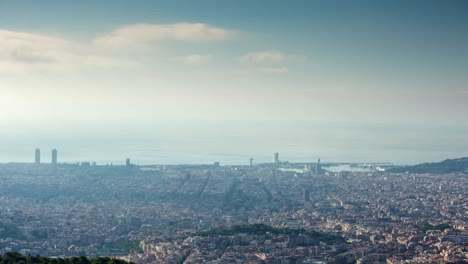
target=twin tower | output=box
[35,148,57,165]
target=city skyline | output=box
[17,148,328,167]
[1,0,467,164]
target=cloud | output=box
[0,29,69,72]
[239,50,304,74]
[176,54,211,65]
[0,28,138,73]
[93,23,232,49]
[0,29,69,63]
[0,29,70,49]
[240,51,285,64]
[10,47,57,63]
[0,23,232,73]
[240,50,305,65]
[258,67,288,74]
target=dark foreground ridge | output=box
[0,252,132,264]
[389,157,468,174]
[191,223,345,244]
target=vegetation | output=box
[0,252,132,264]
[388,157,468,174]
[417,222,451,232]
[192,223,345,244]
[0,223,25,240]
[101,239,142,255]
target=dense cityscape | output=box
[0,150,466,263]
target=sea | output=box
[0,121,467,166]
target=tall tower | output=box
[249,158,253,167]
[274,152,279,164]
[52,149,57,165]
[35,148,41,164]
[315,158,321,175]
[126,158,131,167]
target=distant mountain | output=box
[388,157,468,174]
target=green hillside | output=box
[389,157,468,174]
[192,223,345,244]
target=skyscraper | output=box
[52,149,57,165]
[274,152,279,164]
[249,158,253,167]
[126,158,131,167]
[35,148,40,164]
[315,158,321,175]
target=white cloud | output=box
[240,51,286,64]
[240,50,305,65]
[0,29,69,72]
[0,23,231,73]
[239,50,303,74]
[176,54,211,65]
[258,67,288,74]
[93,23,232,49]
[0,29,71,52]
[0,28,139,73]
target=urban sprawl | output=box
[0,150,466,263]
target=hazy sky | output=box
[0,0,467,164]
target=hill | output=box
[191,223,345,244]
[388,157,468,174]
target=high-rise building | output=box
[274,152,279,164]
[249,158,253,167]
[52,149,57,165]
[126,158,131,167]
[35,148,40,164]
[315,158,321,175]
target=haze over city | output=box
[1,0,468,165]
[1,1,468,264]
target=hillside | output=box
[389,157,468,174]
[192,223,345,244]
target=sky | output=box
[0,0,467,164]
